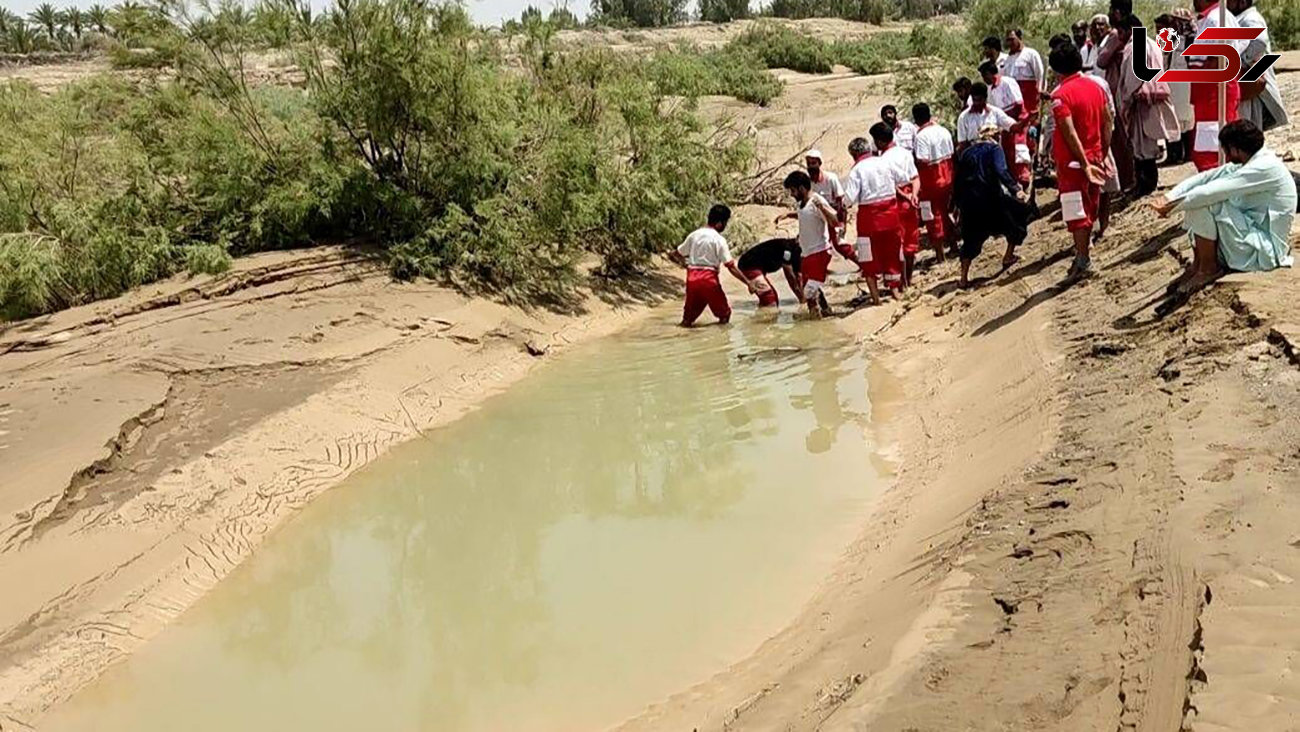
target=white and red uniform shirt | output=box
[677,227,734,270]
[1004,46,1045,113]
[986,76,1024,114]
[810,170,844,205]
[956,105,1016,144]
[843,156,896,206]
[797,193,833,257]
[914,122,955,165]
[1004,47,1045,88]
[893,120,919,152]
[880,144,918,188]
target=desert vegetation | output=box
[0,0,762,318]
[4,0,1281,319]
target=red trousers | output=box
[898,185,921,256]
[1058,163,1101,233]
[1002,128,1032,187]
[682,268,730,325]
[1190,80,1240,172]
[855,200,904,289]
[1016,79,1040,118]
[918,159,953,243]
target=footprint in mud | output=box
[1200,458,1238,483]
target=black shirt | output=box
[737,238,801,274]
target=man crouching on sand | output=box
[1150,120,1297,295]
[670,204,759,327]
[777,170,840,318]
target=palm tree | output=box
[109,1,149,45]
[64,7,85,38]
[6,19,38,52]
[28,3,61,38]
[87,4,110,34]
[0,8,18,34]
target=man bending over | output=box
[738,238,803,309]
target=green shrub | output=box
[0,70,347,318]
[1265,1,1300,50]
[966,0,1035,46]
[108,44,173,68]
[832,0,892,23]
[762,0,893,23]
[645,45,784,105]
[729,23,834,73]
[0,0,758,319]
[289,0,754,301]
[590,0,688,27]
[185,243,233,275]
[699,0,750,22]
[831,32,909,74]
[762,0,824,20]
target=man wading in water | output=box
[670,204,759,327]
[777,170,840,318]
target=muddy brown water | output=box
[45,305,885,732]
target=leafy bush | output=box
[0,72,348,318]
[729,23,834,73]
[699,0,750,23]
[1265,1,1300,50]
[590,0,688,28]
[761,0,824,20]
[1,0,759,318]
[646,45,784,105]
[288,0,754,301]
[831,31,909,74]
[107,43,173,68]
[966,0,1035,47]
[761,0,892,23]
[185,243,233,275]
[889,24,972,130]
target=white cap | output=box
[805,149,823,160]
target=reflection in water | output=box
[46,313,881,732]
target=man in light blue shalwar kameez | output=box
[1153,120,1296,293]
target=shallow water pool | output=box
[46,307,883,732]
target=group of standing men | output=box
[674,0,1294,326]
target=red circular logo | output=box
[1156,28,1180,53]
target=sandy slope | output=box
[3,31,1300,732]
